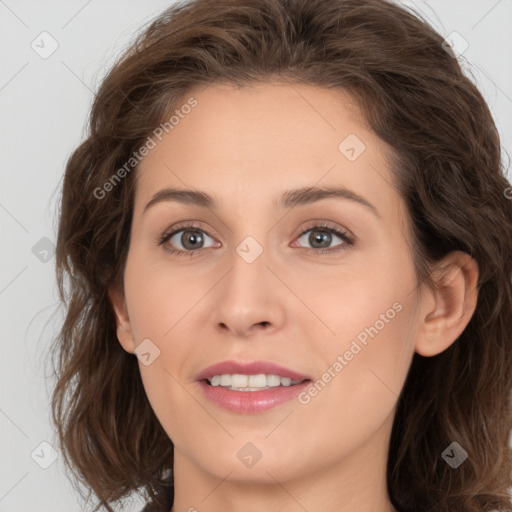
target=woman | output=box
[49,0,512,511]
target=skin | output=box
[110,82,479,512]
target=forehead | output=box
[159,82,369,164]
[134,82,403,224]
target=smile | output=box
[207,373,306,390]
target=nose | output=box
[213,242,286,339]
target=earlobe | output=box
[415,251,479,357]
[108,285,136,354]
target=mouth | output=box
[203,373,311,391]
[196,359,312,387]
[195,360,313,413]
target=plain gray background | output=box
[1,1,511,511]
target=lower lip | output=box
[197,380,311,413]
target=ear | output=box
[415,251,479,357]
[108,284,136,354]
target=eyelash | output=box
[158,221,355,257]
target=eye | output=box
[292,222,354,254]
[159,223,219,256]
[158,221,354,257]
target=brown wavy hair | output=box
[49,0,512,510]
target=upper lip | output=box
[196,360,312,382]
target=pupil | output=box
[310,230,331,249]
[182,231,203,250]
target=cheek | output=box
[121,250,217,428]
[299,250,418,419]
[293,296,416,464]
[297,263,415,355]
[122,249,212,341]
[285,231,416,341]
[309,278,417,409]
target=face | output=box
[113,82,427,493]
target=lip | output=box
[195,360,312,382]
[195,360,313,414]
[197,379,311,414]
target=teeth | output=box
[229,374,246,387]
[207,373,303,390]
[266,374,281,387]
[248,374,266,387]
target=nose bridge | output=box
[212,230,284,335]
[225,232,269,296]
[235,233,266,266]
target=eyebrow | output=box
[143,185,379,217]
